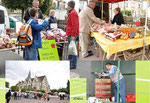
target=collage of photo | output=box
[0,0,150,103]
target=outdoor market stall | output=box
[91,24,150,60]
[90,0,150,60]
[42,28,68,60]
[0,35,23,55]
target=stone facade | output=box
[111,0,142,18]
[16,71,50,92]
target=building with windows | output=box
[16,71,50,93]
[111,0,142,18]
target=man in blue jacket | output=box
[24,8,49,60]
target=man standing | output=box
[24,0,43,23]
[66,1,79,69]
[79,0,105,58]
[97,63,126,103]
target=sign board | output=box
[38,40,59,60]
[70,78,87,103]
[0,78,5,103]
[136,61,150,103]
[51,23,58,29]
[55,10,67,20]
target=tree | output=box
[40,0,56,16]
[67,80,70,94]
[2,0,33,22]
[21,88,27,92]
[5,81,9,88]
[58,88,68,93]
[121,10,132,16]
[51,89,57,93]
[37,90,45,93]
[11,86,19,92]
[2,0,56,22]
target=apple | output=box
[113,32,118,35]
[124,35,128,40]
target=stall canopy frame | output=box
[99,0,149,60]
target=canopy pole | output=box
[111,3,113,22]
[124,0,125,15]
[101,0,104,20]
[117,61,120,103]
[142,0,149,60]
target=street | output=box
[10,98,69,103]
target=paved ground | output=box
[79,45,125,61]
[10,98,69,103]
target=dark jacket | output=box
[6,91,11,99]
[48,16,57,29]
[66,8,79,37]
[27,17,49,48]
[24,7,43,23]
[112,12,124,25]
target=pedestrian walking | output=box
[6,90,11,103]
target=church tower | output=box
[26,70,31,80]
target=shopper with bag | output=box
[79,0,105,58]
[24,8,49,60]
[66,1,79,69]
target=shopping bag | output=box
[68,40,78,56]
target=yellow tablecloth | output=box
[93,32,150,58]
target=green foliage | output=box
[40,0,56,16]
[5,81,9,88]
[51,89,57,93]
[67,80,70,94]
[2,0,56,21]
[121,10,132,16]
[37,90,45,93]
[21,88,27,92]
[58,88,68,93]
[11,86,19,92]
[2,0,32,10]
[50,81,70,94]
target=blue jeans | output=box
[93,38,97,49]
[68,35,78,68]
[114,78,126,103]
[24,46,38,60]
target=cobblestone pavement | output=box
[10,97,69,103]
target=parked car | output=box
[58,92,66,96]
[0,5,10,35]
[9,16,23,33]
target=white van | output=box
[9,16,23,33]
[0,5,10,35]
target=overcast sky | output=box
[6,61,70,90]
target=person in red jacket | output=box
[66,1,79,69]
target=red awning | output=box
[97,0,127,3]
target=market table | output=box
[56,41,68,60]
[92,32,150,60]
[0,45,23,55]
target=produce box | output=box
[124,46,149,60]
[126,16,133,22]
[105,33,122,41]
